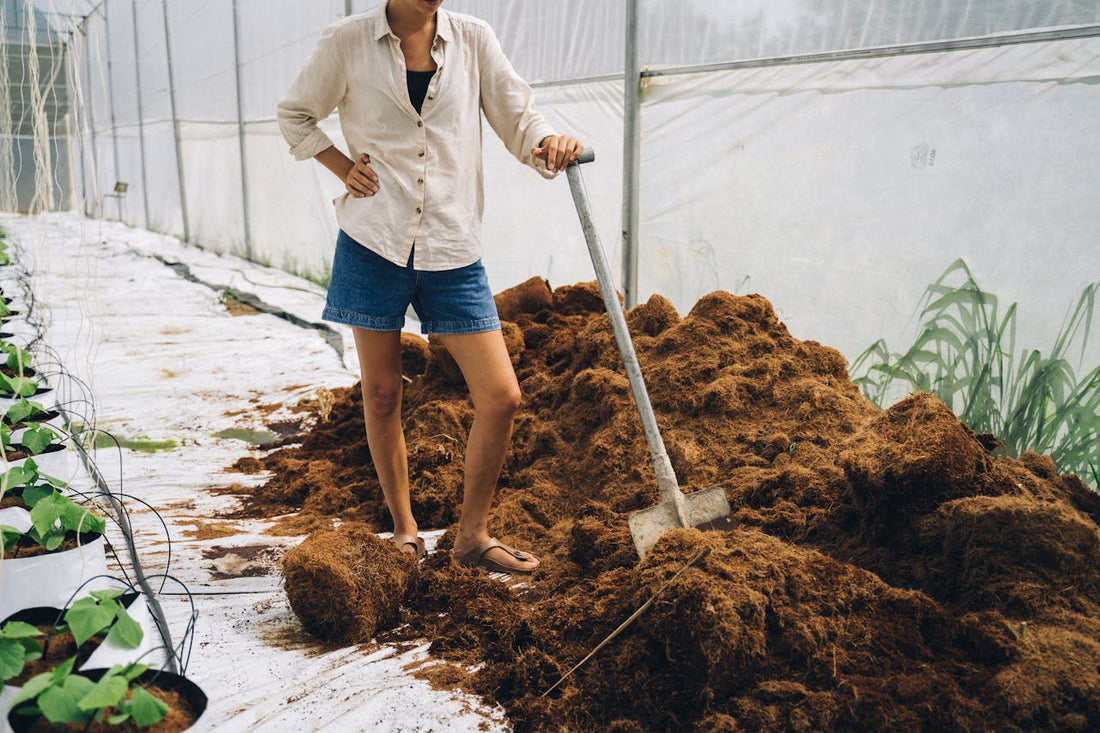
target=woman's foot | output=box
[454,537,539,574]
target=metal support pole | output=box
[231,0,253,259]
[103,0,123,221]
[130,0,150,228]
[344,0,353,17]
[621,0,640,309]
[161,0,190,242]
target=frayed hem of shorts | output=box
[421,317,501,335]
[322,305,404,332]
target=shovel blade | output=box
[628,485,735,559]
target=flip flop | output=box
[389,533,426,559]
[456,538,540,574]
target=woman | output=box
[276,0,582,574]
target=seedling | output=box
[2,422,59,457]
[2,343,33,373]
[0,457,68,504]
[0,369,39,398]
[62,589,144,649]
[3,397,50,427]
[0,493,105,555]
[0,621,43,682]
[11,660,170,729]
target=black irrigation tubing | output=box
[142,573,199,674]
[149,253,346,359]
[68,484,177,597]
[52,398,180,676]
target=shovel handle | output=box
[565,153,683,501]
[569,148,596,166]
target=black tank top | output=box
[407,70,435,115]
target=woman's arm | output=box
[277,26,348,162]
[316,147,380,198]
[477,23,581,176]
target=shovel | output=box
[565,150,735,559]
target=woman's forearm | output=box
[315,145,354,182]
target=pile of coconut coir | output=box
[235,278,1100,731]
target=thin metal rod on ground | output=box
[540,545,711,699]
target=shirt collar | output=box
[371,4,452,45]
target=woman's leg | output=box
[435,329,536,571]
[352,327,418,544]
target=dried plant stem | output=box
[541,546,711,699]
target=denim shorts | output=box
[322,230,501,335]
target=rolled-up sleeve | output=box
[476,24,558,179]
[277,26,346,161]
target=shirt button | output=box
[427,94,435,100]
[417,149,425,157]
[417,120,423,127]
[415,206,422,214]
[417,177,424,185]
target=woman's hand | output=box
[345,153,379,197]
[533,135,584,173]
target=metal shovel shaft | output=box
[565,160,685,511]
[565,152,734,558]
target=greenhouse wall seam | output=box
[642,24,1100,79]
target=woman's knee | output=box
[478,382,522,422]
[361,378,403,418]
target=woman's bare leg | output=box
[352,327,417,542]
[436,329,536,571]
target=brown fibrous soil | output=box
[280,523,417,644]
[238,277,1100,731]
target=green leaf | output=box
[65,598,118,647]
[4,398,45,426]
[4,345,32,372]
[38,468,68,490]
[20,482,57,508]
[1,524,22,553]
[61,502,105,535]
[41,675,97,724]
[121,663,149,682]
[130,685,170,727]
[44,533,64,551]
[10,672,54,707]
[30,492,70,537]
[0,637,26,680]
[0,375,39,398]
[19,425,56,455]
[104,605,144,649]
[1,620,44,639]
[77,671,129,712]
[108,711,133,725]
[89,589,123,603]
[0,463,36,493]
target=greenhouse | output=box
[1,1,1098,730]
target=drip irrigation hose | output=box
[58,389,180,675]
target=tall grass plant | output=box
[851,259,1099,490]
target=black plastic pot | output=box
[7,667,208,732]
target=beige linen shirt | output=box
[276,5,558,271]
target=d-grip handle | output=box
[571,148,595,166]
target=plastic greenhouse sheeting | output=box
[16,0,1100,367]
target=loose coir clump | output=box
[237,278,1100,731]
[281,523,416,644]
